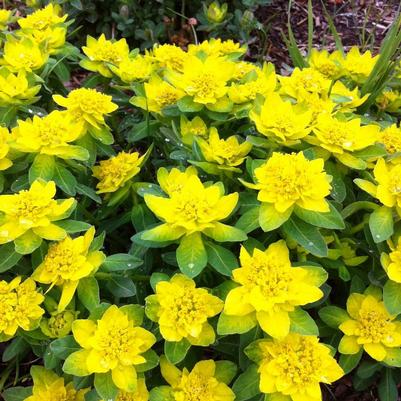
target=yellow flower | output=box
[40,309,76,338]
[25,366,88,401]
[0,67,41,106]
[18,4,67,30]
[0,9,12,30]
[311,114,379,168]
[156,166,198,196]
[152,44,188,71]
[92,150,148,194]
[376,89,401,112]
[249,93,312,145]
[66,305,156,392]
[81,34,130,77]
[206,1,228,23]
[142,172,241,242]
[145,274,223,345]
[111,55,154,83]
[0,277,44,338]
[296,91,336,122]
[378,124,401,163]
[247,333,344,401]
[108,379,149,401]
[308,48,344,79]
[160,357,235,401]
[0,37,48,72]
[165,55,235,105]
[228,63,276,104]
[32,227,105,311]
[0,127,12,171]
[197,127,252,170]
[53,88,118,129]
[246,152,331,214]
[342,46,378,84]
[19,26,67,54]
[338,292,401,361]
[356,158,401,214]
[188,38,246,58]
[180,115,208,146]
[0,180,75,248]
[279,67,332,99]
[131,74,185,113]
[11,111,87,160]
[381,237,401,283]
[224,240,326,338]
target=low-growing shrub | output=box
[1,3,401,401]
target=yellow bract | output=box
[0,277,44,338]
[53,88,118,129]
[206,1,228,23]
[251,333,343,401]
[111,55,155,83]
[156,166,198,196]
[249,93,312,145]
[0,68,41,107]
[0,180,75,246]
[143,171,239,240]
[111,379,149,401]
[145,274,223,345]
[308,48,344,79]
[81,34,130,78]
[69,305,156,392]
[0,127,13,171]
[197,127,252,170]
[40,310,76,338]
[33,227,105,311]
[338,292,401,361]
[160,356,235,401]
[247,152,331,214]
[152,44,188,72]
[25,366,88,401]
[224,241,325,338]
[381,237,401,283]
[17,4,67,30]
[93,150,147,193]
[0,9,12,30]
[188,38,246,58]
[11,110,86,160]
[378,124,401,163]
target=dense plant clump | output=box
[2,3,401,401]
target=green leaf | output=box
[318,306,350,328]
[50,335,80,359]
[150,272,170,292]
[164,339,191,364]
[120,304,144,326]
[136,349,160,373]
[149,386,174,401]
[14,230,42,255]
[282,216,328,257]
[88,125,114,145]
[369,206,394,243]
[0,242,22,273]
[106,277,136,298]
[383,280,401,316]
[232,364,260,401]
[259,203,292,232]
[356,360,381,379]
[236,206,260,234]
[2,337,29,362]
[176,233,208,278]
[339,349,363,374]
[294,203,345,229]
[289,308,319,335]
[77,277,100,312]
[217,312,256,335]
[205,242,238,276]
[2,387,32,401]
[54,220,92,233]
[378,369,398,401]
[215,361,237,384]
[54,164,77,196]
[177,96,204,112]
[94,372,118,401]
[29,154,55,183]
[76,183,102,204]
[102,253,143,271]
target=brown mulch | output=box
[253,0,399,70]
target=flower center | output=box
[358,310,393,343]
[190,73,219,99]
[14,191,53,225]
